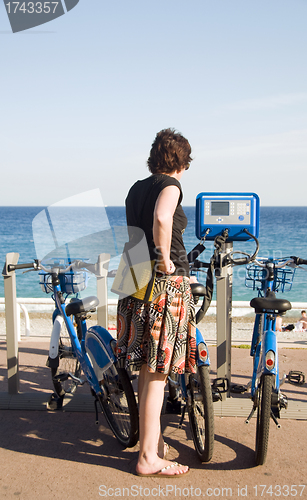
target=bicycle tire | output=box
[255,374,273,465]
[97,365,139,448]
[188,365,215,462]
[50,315,81,398]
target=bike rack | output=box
[2,252,20,394]
[195,192,260,401]
[215,242,233,400]
[2,252,111,395]
[95,253,111,329]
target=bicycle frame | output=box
[251,312,279,399]
[246,258,295,425]
[249,263,289,401]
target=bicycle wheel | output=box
[97,365,139,448]
[255,374,273,465]
[188,365,214,462]
[50,314,81,398]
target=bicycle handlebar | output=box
[290,256,307,266]
[7,261,39,272]
[39,259,99,275]
[252,256,307,269]
[253,258,294,269]
[7,258,97,275]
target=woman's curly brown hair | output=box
[147,128,192,174]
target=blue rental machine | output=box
[196,192,259,241]
[194,193,260,398]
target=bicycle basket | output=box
[39,271,88,294]
[245,262,295,293]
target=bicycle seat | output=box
[65,296,99,317]
[250,296,291,314]
[190,283,207,298]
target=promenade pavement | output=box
[0,318,306,499]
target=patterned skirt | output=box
[116,275,197,374]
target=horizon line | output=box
[0,204,306,208]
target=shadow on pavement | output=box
[0,410,138,473]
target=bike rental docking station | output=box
[191,192,260,401]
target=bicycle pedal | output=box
[53,373,69,382]
[230,384,247,394]
[287,370,305,386]
[212,377,229,394]
[47,392,64,410]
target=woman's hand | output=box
[189,275,198,284]
[156,260,176,275]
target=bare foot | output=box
[136,457,189,477]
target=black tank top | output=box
[125,174,190,276]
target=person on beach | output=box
[276,310,307,332]
[116,128,196,477]
[298,310,307,330]
[292,310,307,332]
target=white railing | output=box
[1,297,306,338]
[0,297,118,338]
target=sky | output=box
[1,0,307,207]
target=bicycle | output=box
[165,238,231,464]
[8,258,139,449]
[166,281,215,462]
[244,254,306,465]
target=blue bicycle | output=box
[167,283,215,463]
[244,255,306,465]
[166,241,222,463]
[8,258,139,448]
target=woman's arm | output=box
[153,185,180,274]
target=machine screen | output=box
[211,201,229,216]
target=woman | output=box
[116,128,196,477]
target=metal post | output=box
[215,242,233,399]
[96,253,110,329]
[2,252,20,394]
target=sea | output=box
[1,206,307,303]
